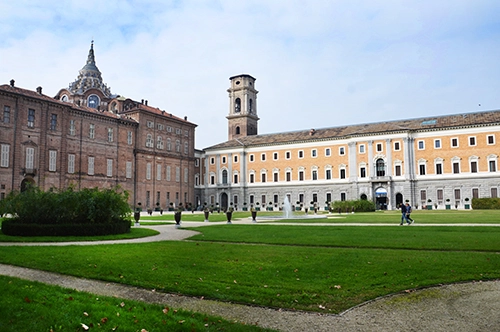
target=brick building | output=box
[0,43,197,209]
[196,74,500,211]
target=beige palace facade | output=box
[195,74,500,211]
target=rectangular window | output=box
[469,136,476,146]
[434,139,441,149]
[175,166,180,182]
[312,170,318,180]
[0,144,10,167]
[393,142,400,151]
[249,173,254,183]
[261,153,266,161]
[234,155,238,163]
[420,190,427,201]
[27,109,35,128]
[325,148,331,156]
[395,165,401,176]
[490,160,497,172]
[157,164,162,180]
[49,150,57,172]
[147,121,154,128]
[472,188,479,199]
[68,154,75,174]
[299,194,304,203]
[453,162,460,174]
[107,159,113,177]
[273,172,278,182]
[146,163,151,180]
[491,188,498,198]
[233,173,238,184]
[376,143,382,152]
[3,106,10,123]
[89,124,95,139]
[451,138,458,147]
[326,193,332,203]
[69,120,76,136]
[340,169,346,179]
[286,151,291,159]
[249,155,254,162]
[298,150,304,158]
[360,167,366,178]
[211,157,215,164]
[126,161,132,178]
[184,168,188,183]
[50,114,57,130]
[419,164,426,175]
[454,189,461,200]
[311,149,317,158]
[127,131,133,145]
[261,173,266,183]
[273,152,278,160]
[286,171,291,181]
[25,147,34,169]
[326,169,332,180]
[359,144,366,153]
[340,193,346,201]
[210,175,215,185]
[436,163,443,175]
[339,147,345,155]
[437,189,443,203]
[166,166,171,181]
[487,135,495,145]
[418,141,424,150]
[184,142,188,154]
[156,136,164,149]
[88,156,95,175]
[175,140,180,152]
[261,195,266,206]
[471,161,478,173]
[299,171,304,181]
[108,128,113,142]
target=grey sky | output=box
[1,1,500,148]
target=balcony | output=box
[370,175,391,182]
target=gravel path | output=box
[1,220,499,331]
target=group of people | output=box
[400,202,414,225]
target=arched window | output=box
[87,95,100,108]
[222,169,228,184]
[376,158,385,176]
[235,126,240,135]
[234,98,241,113]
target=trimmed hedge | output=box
[0,186,131,236]
[471,197,500,209]
[1,219,130,237]
[331,199,376,212]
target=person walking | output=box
[405,202,414,224]
[400,203,409,225]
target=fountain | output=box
[258,197,327,220]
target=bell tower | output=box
[227,74,259,141]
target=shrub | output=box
[0,186,131,236]
[331,199,376,212]
[471,197,500,209]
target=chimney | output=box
[10,79,15,87]
[309,129,316,136]
[184,116,188,121]
[141,99,144,104]
[145,100,148,106]
[36,86,42,94]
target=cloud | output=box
[1,1,500,148]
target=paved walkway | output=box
[1,219,500,331]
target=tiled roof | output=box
[0,84,133,121]
[204,110,500,150]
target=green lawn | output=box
[0,275,273,332]
[0,209,499,331]
[0,226,159,242]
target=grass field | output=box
[0,209,499,330]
